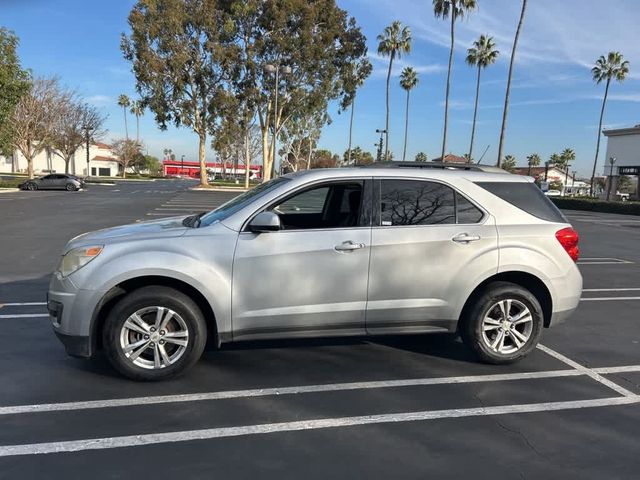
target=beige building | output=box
[603,125,640,200]
[1,142,119,177]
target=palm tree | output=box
[117,94,131,140]
[346,58,372,165]
[502,154,516,173]
[400,67,419,161]
[377,21,412,161]
[589,51,630,195]
[466,34,499,161]
[526,153,541,176]
[130,100,145,144]
[433,0,477,162]
[497,0,528,167]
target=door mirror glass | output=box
[249,211,282,233]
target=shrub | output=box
[551,197,640,216]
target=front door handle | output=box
[335,241,366,252]
[452,233,481,244]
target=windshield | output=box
[199,177,290,227]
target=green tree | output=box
[129,99,144,143]
[122,0,239,187]
[415,152,428,162]
[377,20,412,161]
[526,153,541,176]
[589,51,630,194]
[559,147,575,169]
[399,67,419,161]
[433,0,477,162]
[117,94,131,140]
[341,58,372,165]
[0,28,31,159]
[501,154,516,173]
[497,0,527,166]
[466,34,499,161]
[343,146,374,165]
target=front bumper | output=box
[49,271,103,358]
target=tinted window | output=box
[380,180,455,226]
[270,182,364,230]
[475,181,567,223]
[456,192,484,223]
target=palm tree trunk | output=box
[123,107,129,140]
[136,114,140,144]
[469,66,482,162]
[590,77,611,196]
[385,51,395,161]
[497,0,527,167]
[347,96,355,165]
[441,12,455,162]
[402,90,410,161]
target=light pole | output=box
[375,129,387,162]
[83,125,93,178]
[181,155,185,177]
[564,161,571,196]
[606,156,617,201]
[265,64,292,179]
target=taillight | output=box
[555,227,579,262]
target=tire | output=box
[460,281,543,364]
[27,182,38,191]
[103,286,207,381]
[65,183,77,191]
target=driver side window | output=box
[270,181,364,230]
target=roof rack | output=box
[359,161,508,173]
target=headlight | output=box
[59,246,103,277]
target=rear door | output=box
[366,178,498,333]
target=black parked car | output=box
[19,174,85,191]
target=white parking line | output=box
[0,314,49,319]
[0,369,587,416]
[537,344,635,397]
[0,396,637,457]
[583,288,640,292]
[580,297,640,302]
[577,257,633,265]
[0,302,46,307]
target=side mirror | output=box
[248,211,282,233]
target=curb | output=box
[0,188,20,194]
[190,187,249,193]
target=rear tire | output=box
[103,286,207,381]
[460,281,543,364]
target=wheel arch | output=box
[458,271,553,329]
[90,275,219,353]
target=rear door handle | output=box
[335,241,366,252]
[452,233,481,244]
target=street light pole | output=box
[84,126,92,178]
[564,162,571,196]
[375,129,386,162]
[606,156,617,201]
[181,155,185,177]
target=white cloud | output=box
[368,52,444,78]
[86,94,111,106]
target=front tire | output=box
[65,183,77,191]
[103,286,207,380]
[461,281,543,364]
[27,182,38,191]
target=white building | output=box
[603,125,640,200]
[1,142,120,177]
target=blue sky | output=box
[2,0,639,176]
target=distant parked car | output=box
[19,174,85,191]
[544,189,562,197]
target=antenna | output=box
[477,144,490,164]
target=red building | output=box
[163,160,261,179]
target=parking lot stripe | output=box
[0,395,637,457]
[594,365,640,374]
[580,297,640,301]
[537,344,635,397]
[0,302,47,307]
[0,314,49,319]
[583,288,640,292]
[0,369,587,416]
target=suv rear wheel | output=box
[461,281,543,364]
[103,286,207,380]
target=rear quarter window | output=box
[474,181,567,223]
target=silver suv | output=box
[49,164,582,380]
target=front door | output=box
[366,178,498,333]
[232,179,372,340]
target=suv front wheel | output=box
[461,281,543,364]
[103,286,207,380]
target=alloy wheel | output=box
[119,306,189,369]
[481,299,533,355]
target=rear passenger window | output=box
[456,193,484,223]
[380,180,455,226]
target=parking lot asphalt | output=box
[1,182,639,479]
